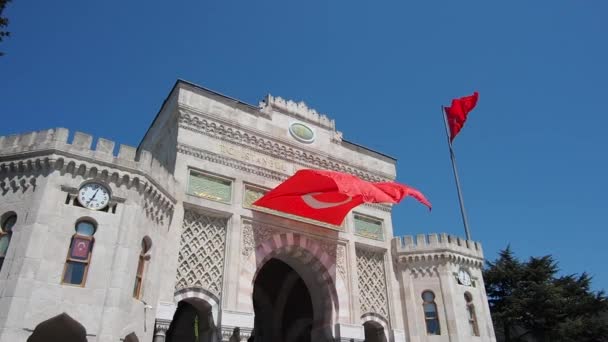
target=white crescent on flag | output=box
[301,192,352,209]
[76,241,87,252]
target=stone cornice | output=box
[177,107,395,182]
[0,151,175,223]
[396,251,483,269]
[177,143,287,181]
[0,128,176,203]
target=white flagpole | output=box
[442,106,472,240]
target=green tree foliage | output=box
[0,0,11,56]
[484,247,608,342]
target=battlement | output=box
[392,233,484,260]
[260,94,336,130]
[0,128,175,198]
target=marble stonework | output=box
[0,80,496,342]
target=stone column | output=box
[153,319,170,342]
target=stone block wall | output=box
[392,234,496,342]
[0,128,176,342]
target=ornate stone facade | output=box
[175,210,228,297]
[0,80,496,342]
[356,248,389,318]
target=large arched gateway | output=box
[246,233,341,342]
[252,259,313,342]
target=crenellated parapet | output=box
[0,128,176,223]
[260,94,336,131]
[392,233,484,268]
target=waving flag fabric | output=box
[444,92,479,142]
[253,169,431,225]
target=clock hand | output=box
[87,190,99,204]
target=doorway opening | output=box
[253,258,314,342]
[165,300,215,342]
[363,321,387,342]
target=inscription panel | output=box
[243,185,268,208]
[188,170,232,203]
[354,214,384,241]
[219,143,294,174]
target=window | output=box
[133,237,152,299]
[62,220,96,286]
[187,170,232,203]
[0,213,17,271]
[465,292,480,336]
[422,291,441,335]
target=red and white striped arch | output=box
[237,231,351,325]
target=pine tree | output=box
[484,247,608,342]
[0,0,11,56]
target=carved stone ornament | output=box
[260,94,335,130]
[240,219,346,281]
[356,248,389,318]
[242,186,267,208]
[336,244,347,280]
[153,319,171,336]
[178,111,393,182]
[175,210,228,297]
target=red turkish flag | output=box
[444,92,479,142]
[70,237,92,260]
[253,169,431,225]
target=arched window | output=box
[422,291,441,335]
[465,292,480,336]
[133,237,152,299]
[0,213,17,271]
[62,220,96,286]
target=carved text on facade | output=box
[219,143,291,174]
[178,112,392,182]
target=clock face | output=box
[78,183,111,210]
[458,270,472,286]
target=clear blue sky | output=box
[2,1,607,289]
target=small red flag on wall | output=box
[444,92,479,142]
[70,237,92,260]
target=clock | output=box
[457,269,472,286]
[78,183,111,210]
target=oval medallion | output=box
[289,122,315,143]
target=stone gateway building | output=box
[0,80,497,342]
